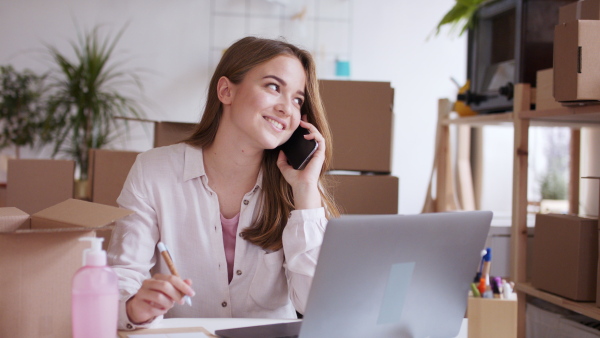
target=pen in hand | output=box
[157,242,193,306]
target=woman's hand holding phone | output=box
[277,118,325,210]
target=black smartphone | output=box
[278,127,318,170]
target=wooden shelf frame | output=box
[516,282,600,321]
[434,83,600,338]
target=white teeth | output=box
[265,117,283,130]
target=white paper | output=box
[128,333,209,338]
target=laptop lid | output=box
[298,211,492,338]
[216,211,492,338]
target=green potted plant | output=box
[0,65,49,158]
[43,25,144,197]
[434,0,490,37]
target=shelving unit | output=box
[436,83,600,337]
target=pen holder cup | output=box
[467,297,517,338]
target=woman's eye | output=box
[294,98,303,106]
[267,83,279,91]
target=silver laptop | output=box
[216,211,492,338]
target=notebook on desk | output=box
[216,211,492,338]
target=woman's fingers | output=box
[153,274,196,305]
[298,120,325,153]
[126,274,195,324]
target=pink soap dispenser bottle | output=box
[72,237,119,338]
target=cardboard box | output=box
[6,159,75,215]
[154,121,196,148]
[535,68,563,111]
[88,149,139,207]
[0,199,133,338]
[0,182,6,207]
[319,80,394,173]
[559,0,600,24]
[531,213,598,301]
[553,20,600,102]
[328,174,399,214]
[585,177,600,307]
[467,297,517,338]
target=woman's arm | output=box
[276,118,329,313]
[281,208,327,313]
[108,156,194,329]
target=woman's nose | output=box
[275,100,292,116]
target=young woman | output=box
[108,36,340,330]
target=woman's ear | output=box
[217,76,234,105]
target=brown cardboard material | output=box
[553,20,600,102]
[584,177,600,307]
[0,199,133,338]
[559,0,600,24]
[319,80,394,173]
[0,182,6,207]
[535,68,563,111]
[531,213,598,301]
[89,149,139,207]
[6,159,75,215]
[0,207,30,231]
[328,174,399,214]
[154,121,197,148]
[467,297,517,338]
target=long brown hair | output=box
[185,36,340,251]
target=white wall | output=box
[0,0,467,214]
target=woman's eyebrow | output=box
[263,75,305,97]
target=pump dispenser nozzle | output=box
[79,237,106,267]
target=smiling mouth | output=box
[264,117,284,131]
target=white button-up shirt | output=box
[107,143,327,330]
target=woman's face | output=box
[224,55,307,151]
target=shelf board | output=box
[444,104,600,127]
[520,104,600,125]
[516,282,600,321]
[443,112,514,126]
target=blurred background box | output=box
[554,20,600,102]
[559,0,600,24]
[535,68,562,111]
[531,213,598,301]
[154,121,196,148]
[6,159,75,215]
[88,149,139,207]
[328,174,398,214]
[319,80,394,173]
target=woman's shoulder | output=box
[136,143,200,168]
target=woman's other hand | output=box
[125,274,195,325]
[277,118,325,210]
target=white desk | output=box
[147,317,468,337]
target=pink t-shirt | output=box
[220,213,240,283]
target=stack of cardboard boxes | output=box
[530,0,600,320]
[320,79,399,214]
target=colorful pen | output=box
[482,248,492,286]
[471,283,481,298]
[157,242,192,306]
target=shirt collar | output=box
[182,144,263,190]
[183,144,206,182]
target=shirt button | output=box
[126,323,133,329]
[222,301,228,307]
[243,200,249,205]
[236,270,242,276]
